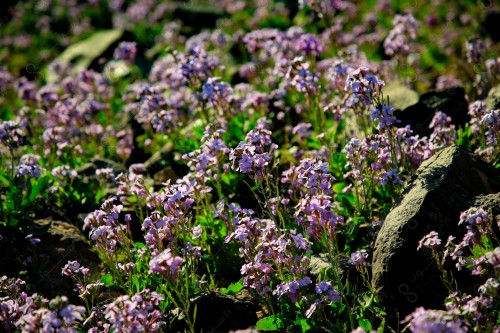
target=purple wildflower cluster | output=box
[243,27,322,62]
[343,135,402,186]
[348,250,369,270]
[98,289,164,333]
[281,158,335,198]
[286,57,320,96]
[295,194,344,239]
[414,206,500,331]
[180,46,221,86]
[344,67,385,108]
[404,307,468,333]
[383,13,419,58]
[224,202,340,318]
[230,119,277,180]
[467,100,500,161]
[201,77,235,115]
[429,111,456,148]
[149,248,183,281]
[16,154,44,178]
[182,125,229,189]
[0,120,26,151]
[1,276,85,333]
[83,197,127,254]
[113,41,137,65]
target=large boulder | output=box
[394,87,469,137]
[384,80,419,111]
[372,145,500,317]
[169,291,258,332]
[486,84,500,111]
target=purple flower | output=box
[348,250,369,268]
[113,41,137,65]
[417,231,441,251]
[403,307,468,333]
[25,234,41,246]
[384,14,419,57]
[149,248,183,281]
[61,261,89,277]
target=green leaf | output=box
[357,292,374,309]
[132,275,140,293]
[101,274,114,287]
[298,318,311,332]
[0,174,10,185]
[358,318,372,331]
[256,316,282,331]
[220,279,244,295]
[332,182,348,194]
[134,242,146,249]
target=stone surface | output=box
[486,84,500,111]
[372,145,500,317]
[0,217,98,302]
[483,11,500,42]
[47,30,124,81]
[384,80,419,111]
[394,87,469,137]
[184,291,258,332]
[468,193,500,231]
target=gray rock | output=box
[468,193,500,229]
[486,84,500,111]
[372,145,500,316]
[384,80,419,111]
[394,87,469,137]
[187,291,258,332]
[47,30,124,82]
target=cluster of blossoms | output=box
[306,281,341,318]
[125,83,184,135]
[343,135,402,186]
[348,250,369,270]
[140,179,201,266]
[179,45,220,85]
[149,248,183,282]
[281,157,335,199]
[224,202,340,318]
[415,207,500,331]
[465,38,487,64]
[444,291,498,331]
[83,197,127,254]
[0,120,26,150]
[428,111,456,149]
[295,194,344,239]
[467,100,499,161]
[369,104,397,131]
[286,57,320,96]
[225,205,309,296]
[61,261,89,277]
[344,67,385,109]
[481,109,500,147]
[403,307,468,333]
[229,119,277,180]
[383,13,418,57]
[201,77,235,114]
[113,41,137,65]
[182,125,229,190]
[457,207,492,248]
[1,276,85,332]
[417,231,441,251]
[243,27,322,63]
[99,289,164,332]
[51,165,78,180]
[16,154,43,178]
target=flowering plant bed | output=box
[0,1,499,332]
